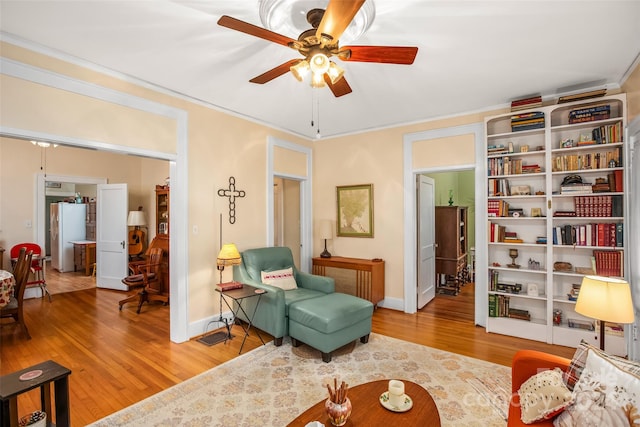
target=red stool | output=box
[10,243,52,302]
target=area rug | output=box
[90,333,511,427]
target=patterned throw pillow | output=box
[554,350,640,427]
[261,267,298,291]
[563,340,639,391]
[518,368,573,424]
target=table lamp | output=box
[319,220,333,258]
[127,209,146,258]
[217,243,241,284]
[575,275,635,351]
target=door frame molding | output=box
[266,136,312,272]
[402,123,485,326]
[626,114,640,360]
[1,56,189,343]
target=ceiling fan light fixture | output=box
[290,60,310,81]
[327,61,344,84]
[31,140,58,148]
[311,72,325,88]
[309,53,330,75]
[258,0,375,46]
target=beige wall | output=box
[0,138,167,251]
[1,42,312,327]
[2,40,638,334]
[622,61,640,122]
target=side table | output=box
[216,284,266,354]
[0,360,72,427]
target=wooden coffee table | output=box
[287,379,441,426]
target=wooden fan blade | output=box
[324,74,352,97]
[250,59,301,84]
[340,46,419,64]
[218,15,296,47]
[316,0,365,42]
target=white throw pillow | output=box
[554,349,640,427]
[518,368,573,424]
[261,267,297,291]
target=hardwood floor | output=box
[0,280,576,425]
[44,261,96,294]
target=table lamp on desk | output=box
[127,209,146,260]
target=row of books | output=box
[568,104,610,124]
[592,123,622,145]
[489,271,525,294]
[511,112,545,132]
[593,249,624,277]
[487,158,542,176]
[552,223,623,247]
[551,148,622,172]
[488,294,531,320]
[487,144,509,155]
[567,283,581,301]
[487,199,511,217]
[488,178,511,197]
[559,183,593,194]
[511,95,542,111]
[573,195,623,217]
[488,224,524,243]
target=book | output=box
[511,96,543,112]
[216,281,244,292]
[557,89,607,104]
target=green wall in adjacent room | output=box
[426,170,476,263]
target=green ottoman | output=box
[288,293,374,362]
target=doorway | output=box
[419,169,476,320]
[273,177,301,267]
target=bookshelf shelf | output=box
[484,93,628,355]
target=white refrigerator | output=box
[50,202,87,272]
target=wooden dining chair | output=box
[119,247,168,314]
[1,247,34,339]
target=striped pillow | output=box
[563,339,639,391]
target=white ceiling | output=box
[1,0,639,140]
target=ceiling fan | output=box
[217,0,418,97]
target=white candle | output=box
[388,380,405,407]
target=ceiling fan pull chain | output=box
[310,90,314,128]
[316,96,321,139]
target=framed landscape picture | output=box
[336,184,374,238]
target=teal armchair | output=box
[233,247,334,345]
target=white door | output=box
[417,175,436,308]
[96,183,128,290]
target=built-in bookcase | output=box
[484,93,627,355]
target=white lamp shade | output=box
[319,220,333,240]
[575,276,635,323]
[127,211,146,227]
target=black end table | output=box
[0,360,72,427]
[216,284,266,354]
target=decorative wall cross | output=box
[218,176,246,224]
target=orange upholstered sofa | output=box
[507,350,571,427]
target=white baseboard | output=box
[189,310,235,339]
[377,297,403,311]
